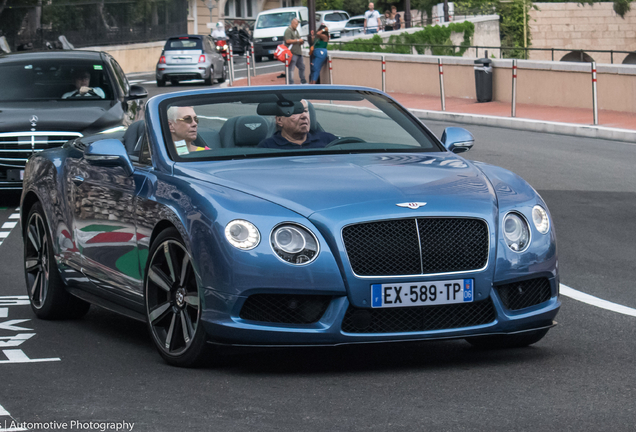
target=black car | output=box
[0,50,147,190]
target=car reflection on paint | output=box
[20,85,560,367]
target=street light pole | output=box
[404,0,411,28]
[307,0,316,47]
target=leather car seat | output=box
[219,115,269,148]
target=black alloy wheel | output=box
[204,68,213,85]
[218,63,227,83]
[24,202,90,319]
[145,228,208,367]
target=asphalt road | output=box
[0,101,635,431]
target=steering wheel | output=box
[68,88,99,98]
[325,137,367,148]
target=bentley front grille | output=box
[342,218,489,276]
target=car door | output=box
[111,56,146,123]
[69,138,148,299]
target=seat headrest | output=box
[306,101,317,132]
[230,115,269,147]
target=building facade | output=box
[187,0,302,35]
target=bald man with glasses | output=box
[167,106,204,155]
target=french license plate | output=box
[171,57,192,64]
[268,49,275,54]
[371,279,473,308]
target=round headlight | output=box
[503,212,530,252]
[225,220,260,250]
[532,205,550,234]
[271,223,319,265]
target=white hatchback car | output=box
[315,10,350,38]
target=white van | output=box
[253,6,309,62]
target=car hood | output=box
[0,101,123,134]
[179,152,498,219]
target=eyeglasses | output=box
[177,116,199,124]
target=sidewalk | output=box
[230,71,636,142]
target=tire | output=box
[466,328,550,349]
[145,228,209,367]
[204,69,213,85]
[157,78,166,87]
[24,202,90,320]
[171,79,179,86]
[217,63,227,83]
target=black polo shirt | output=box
[257,130,337,149]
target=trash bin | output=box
[474,58,493,102]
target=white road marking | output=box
[0,403,28,431]
[0,349,60,363]
[0,212,20,246]
[560,284,636,317]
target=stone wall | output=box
[320,51,636,113]
[529,2,636,64]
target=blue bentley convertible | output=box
[20,86,560,366]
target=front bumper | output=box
[200,276,561,347]
[254,41,280,58]
[156,64,210,81]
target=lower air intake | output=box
[240,294,332,324]
[341,298,496,333]
[495,278,552,311]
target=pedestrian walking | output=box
[310,25,329,84]
[284,18,307,84]
[364,3,381,34]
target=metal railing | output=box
[328,41,635,64]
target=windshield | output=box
[0,59,113,102]
[255,12,297,29]
[161,89,442,162]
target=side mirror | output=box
[84,139,134,176]
[441,127,474,154]
[126,84,148,101]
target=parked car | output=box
[342,15,366,37]
[253,7,309,61]
[315,10,350,38]
[0,50,147,190]
[21,85,560,367]
[156,35,227,87]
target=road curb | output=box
[409,109,636,143]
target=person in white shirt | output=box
[62,68,105,99]
[211,22,227,38]
[364,3,381,34]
